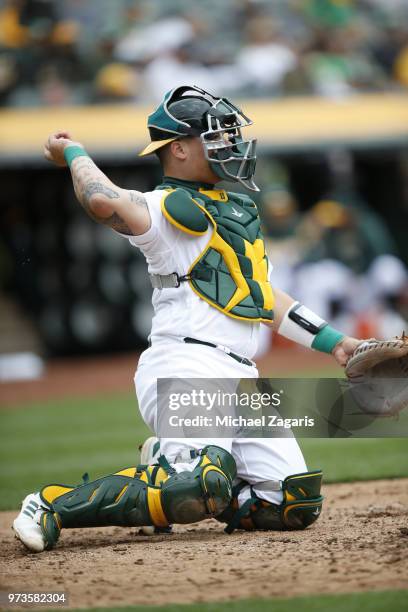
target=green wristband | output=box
[311,325,344,354]
[64,145,89,167]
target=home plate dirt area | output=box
[1,479,407,609]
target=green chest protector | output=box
[155,178,274,322]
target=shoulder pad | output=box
[161,189,209,235]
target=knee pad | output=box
[219,470,323,533]
[40,445,236,531]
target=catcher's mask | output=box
[139,85,259,192]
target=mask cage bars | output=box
[200,99,258,191]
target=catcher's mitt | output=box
[345,334,408,416]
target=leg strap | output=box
[39,445,236,534]
[40,511,62,550]
[218,470,324,533]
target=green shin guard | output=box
[40,446,236,534]
[219,470,323,533]
[280,471,324,529]
[42,474,154,529]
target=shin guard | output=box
[40,445,236,532]
[219,470,323,533]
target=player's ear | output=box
[170,139,188,161]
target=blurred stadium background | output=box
[0,0,407,374]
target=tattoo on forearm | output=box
[71,162,120,220]
[70,157,119,206]
[69,156,148,233]
[129,190,148,208]
[101,213,132,234]
[83,181,120,202]
[73,158,95,172]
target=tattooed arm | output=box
[68,155,150,235]
[43,132,150,235]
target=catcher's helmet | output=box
[139,85,258,191]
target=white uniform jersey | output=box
[123,189,264,360]
[118,188,306,506]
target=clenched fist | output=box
[44,131,83,167]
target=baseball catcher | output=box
[13,86,367,552]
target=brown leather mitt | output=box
[345,334,408,416]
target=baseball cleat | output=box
[139,436,160,465]
[13,493,49,552]
[140,525,155,536]
[139,525,173,536]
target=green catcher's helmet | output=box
[139,85,259,192]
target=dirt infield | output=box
[1,479,407,609]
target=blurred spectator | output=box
[236,15,297,96]
[1,0,89,106]
[0,0,407,107]
[293,258,354,324]
[93,63,141,103]
[115,15,195,64]
[142,42,241,102]
[304,0,356,28]
[300,26,386,98]
[0,54,18,104]
[262,186,300,240]
[352,255,408,339]
[394,33,408,87]
[298,196,396,274]
[261,186,302,295]
[0,0,29,48]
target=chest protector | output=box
[156,180,274,323]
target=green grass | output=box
[0,392,151,510]
[300,438,408,482]
[0,392,407,511]
[44,590,408,612]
